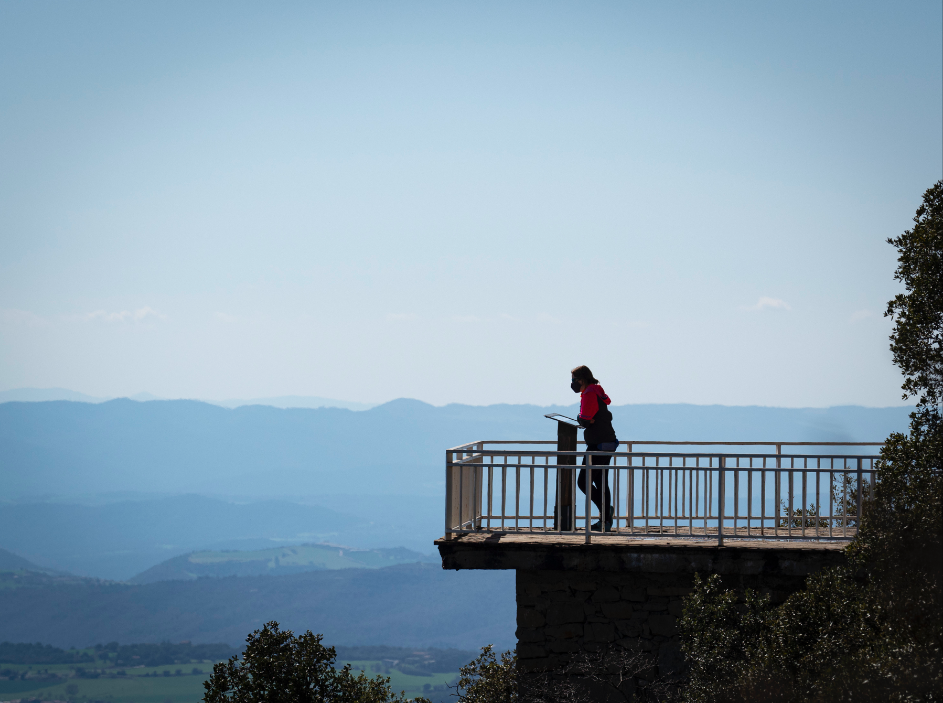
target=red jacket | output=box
[579,384,611,421]
[578,383,617,444]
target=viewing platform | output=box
[435,439,882,692]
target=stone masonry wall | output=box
[516,569,690,685]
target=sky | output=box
[0,1,940,408]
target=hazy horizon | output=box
[0,385,917,410]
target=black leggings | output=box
[578,442,617,518]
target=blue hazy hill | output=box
[0,547,58,574]
[0,496,368,579]
[0,398,909,500]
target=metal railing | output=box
[444,441,883,544]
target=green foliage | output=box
[679,574,773,701]
[452,645,517,703]
[678,182,943,703]
[829,471,871,528]
[776,502,829,529]
[449,642,672,703]
[681,507,938,701]
[886,181,943,413]
[202,621,427,703]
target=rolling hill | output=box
[0,495,378,580]
[0,547,60,574]
[0,563,516,650]
[130,544,438,583]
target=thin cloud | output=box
[385,313,418,323]
[80,307,167,323]
[850,309,874,322]
[743,297,791,312]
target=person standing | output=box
[571,365,619,531]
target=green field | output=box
[0,657,456,702]
[0,671,209,703]
[0,658,219,703]
[345,661,456,700]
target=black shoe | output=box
[592,506,617,532]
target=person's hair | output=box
[571,365,598,385]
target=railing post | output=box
[627,443,633,535]
[571,466,578,535]
[774,444,781,537]
[856,457,863,527]
[585,451,593,544]
[476,442,484,529]
[445,450,454,540]
[458,458,464,533]
[718,456,725,547]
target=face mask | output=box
[570,380,581,393]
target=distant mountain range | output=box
[0,563,516,650]
[0,387,376,410]
[0,398,911,579]
[0,387,113,403]
[210,395,376,411]
[129,544,439,584]
[0,397,908,502]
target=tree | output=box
[886,181,943,415]
[202,622,427,703]
[452,645,518,703]
[678,181,943,703]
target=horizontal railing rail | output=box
[445,441,883,545]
